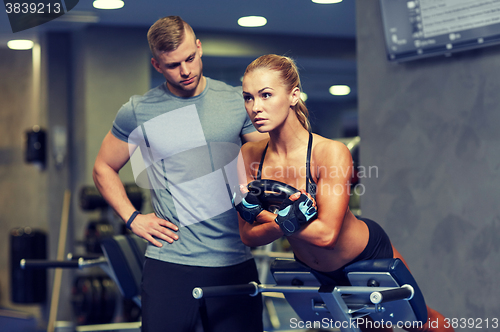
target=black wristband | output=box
[126,211,140,230]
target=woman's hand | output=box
[289,189,316,207]
[275,190,318,236]
[233,184,264,224]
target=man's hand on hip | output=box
[129,213,179,247]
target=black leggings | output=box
[141,258,263,332]
[311,217,394,286]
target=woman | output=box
[235,54,453,332]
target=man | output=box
[93,16,266,332]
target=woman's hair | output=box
[147,16,196,59]
[244,54,311,131]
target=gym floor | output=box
[0,301,338,332]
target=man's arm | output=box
[93,131,178,247]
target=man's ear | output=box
[196,39,203,58]
[151,57,162,74]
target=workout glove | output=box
[232,187,263,224]
[275,194,317,236]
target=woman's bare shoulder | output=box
[312,134,351,154]
[241,138,270,161]
[312,134,352,166]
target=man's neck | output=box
[167,76,207,98]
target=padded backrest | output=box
[344,258,428,324]
[100,235,147,300]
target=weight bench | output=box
[21,234,147,309]
[193,257,428,332]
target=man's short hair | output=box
[147,16,196,59]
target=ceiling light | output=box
[93,0,124,10]
[329,85,350,96]
[312,0,342,3]
[7,40,34,50]
[238,16,267,28]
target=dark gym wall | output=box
[73,26,151,184]
[68,26,151,321]
[357,0,500,321]
[0,47,48,318]
[0,26,151,322]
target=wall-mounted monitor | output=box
[380,0,500,62]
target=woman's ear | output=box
[291,87,301,107]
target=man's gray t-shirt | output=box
[112,78,256,267]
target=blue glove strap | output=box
[275,194,317,236]
[233,191,263,224]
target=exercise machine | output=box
[21,234,146,331]
[192,180,428,332]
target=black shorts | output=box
[311,217,394,286]
[141,258,263,332]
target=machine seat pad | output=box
[270,258,312,274]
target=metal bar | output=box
[20,256,107,270]
[258,285,321,293]
[369,285,413,304]
[193,282,259,299]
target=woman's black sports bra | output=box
[256,132,317,198]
